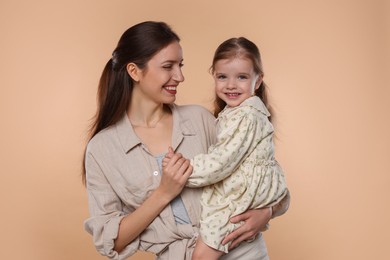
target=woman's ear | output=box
[126,63,140,82]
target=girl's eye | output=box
[216,74,227,80]
[238,75,248,80]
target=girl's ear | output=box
[126,63,141,82]
[255,75,263,90]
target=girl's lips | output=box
[163,85,177,95]
[225,92,240,98]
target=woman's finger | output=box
[177,159,190,173]
[222,223,248,246]
[181,164,193,181]
[228,226,254,249]
[222,208,271,249]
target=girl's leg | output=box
[192,237,224,260]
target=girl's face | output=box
[213,57,261,108]
[134,41,184,104]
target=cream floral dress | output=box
[187,96,288,253]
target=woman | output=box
[83,21,290,260]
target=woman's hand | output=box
[158,147,192,202]
[221,207,272,250]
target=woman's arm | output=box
[113,188,170,252]
[221,208,271,250]
[114,152,193,252]
[221,190,291,250]
[85,149,192,257]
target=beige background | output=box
[0,0,389,259]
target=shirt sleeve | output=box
[187,107,267,187]
[271,189,291,218]
[84,150,139,260]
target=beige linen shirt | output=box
[84,104,215,260]
[84,103,289,260]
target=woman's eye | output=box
[163,63,183,70]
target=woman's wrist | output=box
[153,188,173,206]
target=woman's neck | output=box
[127,101,173,156]
[127,101,168,128]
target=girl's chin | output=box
[224,99,241,107]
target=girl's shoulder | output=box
[241,96,270,117]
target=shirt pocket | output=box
[119,180,174,220]
[117,176,154,210]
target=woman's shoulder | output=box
[172,103,215,120]
[86,125,118,154]
[174,103,211,113]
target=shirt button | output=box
[153,171,159,176]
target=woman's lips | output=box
[164,85,177,95]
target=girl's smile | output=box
[213,57,261,108]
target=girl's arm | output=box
[187,108,264,187]
[271,189,291,218]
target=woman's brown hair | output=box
[82,21,180,184]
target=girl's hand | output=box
[221,207,272,250]
[162,146,175,168]
[158,148,192,201]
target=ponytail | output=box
[255,81,273,122]
[90,59,132,140]
[82,59,132,185]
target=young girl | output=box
[163,37,288,259]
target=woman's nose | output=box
[173,67,185,82]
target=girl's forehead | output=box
[215,57,253,68]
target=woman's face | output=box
[213,57,261,108]
[135,41,185,104]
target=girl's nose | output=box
[226,79,236,89]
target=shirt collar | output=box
[223,96,270,116]
[115,113,141,154]
[115,104,197,154]
[171,103,197,150]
